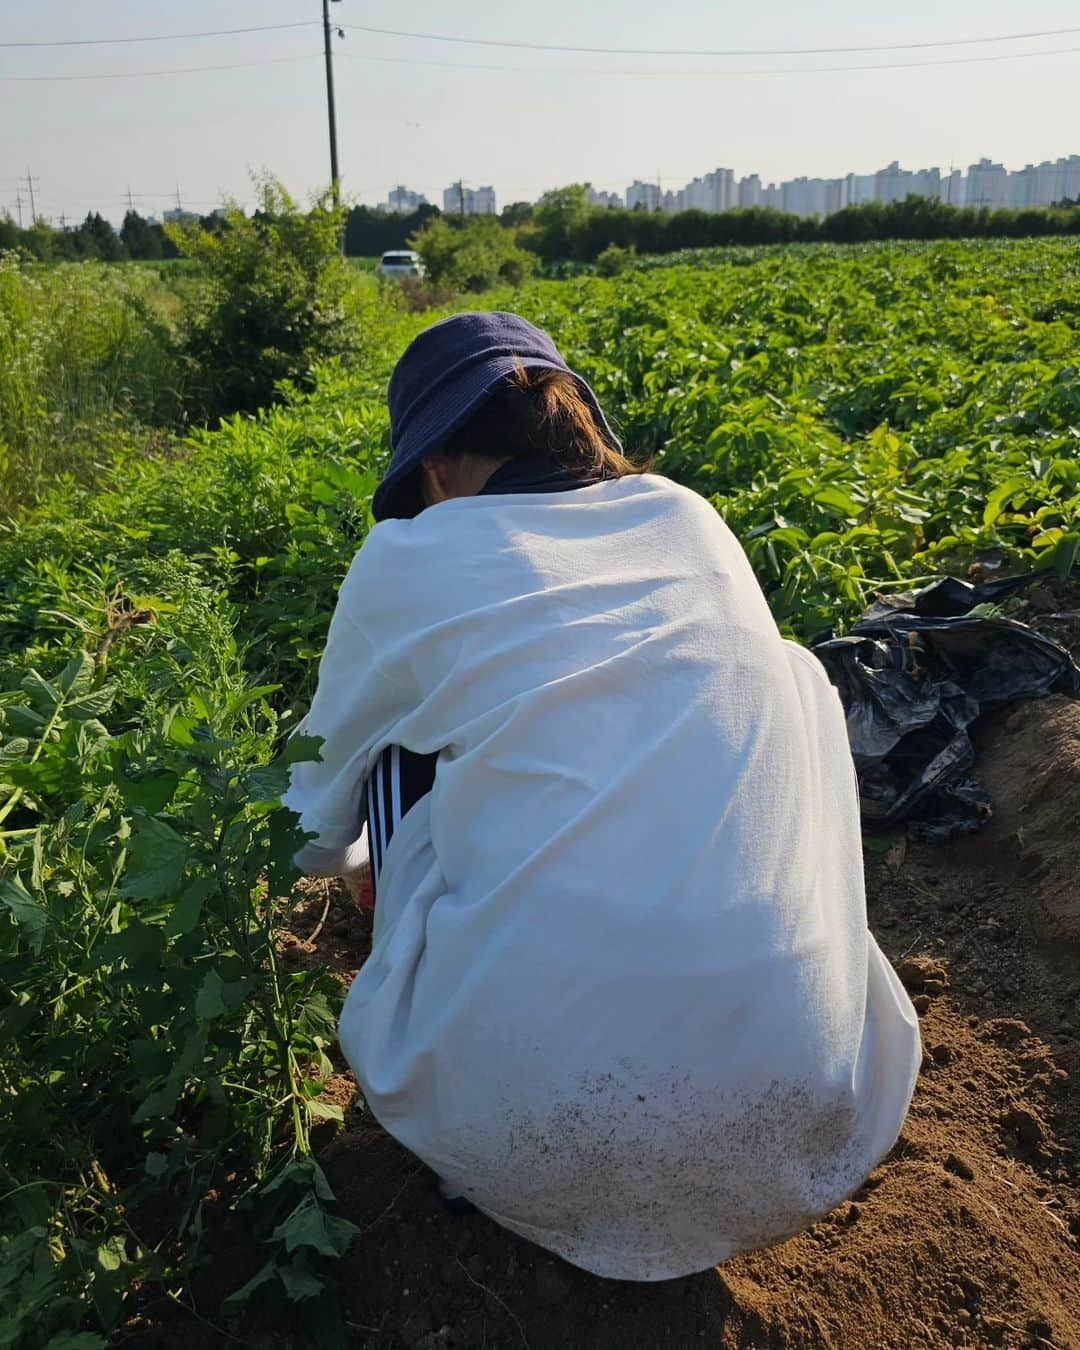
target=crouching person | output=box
[285,312,920,1280]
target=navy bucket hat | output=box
[373,311,621,521]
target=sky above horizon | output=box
[3,1,1079,224]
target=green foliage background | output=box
[1,234,1079,1344]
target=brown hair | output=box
[439,363,646,478]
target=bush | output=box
[595,244,638,277]
[409,216,536,293]
[170,179,356,421]
[0,255,185,514]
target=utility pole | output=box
[322,0,342,203]
[174,184,182,212]
[459,180,465,219]
[127,186,135,213]
[25,168,38,225]
[14,189,22,229]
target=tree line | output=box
[0,203,444,263]
[4,190,1080,268]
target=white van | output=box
[377,250,425,279]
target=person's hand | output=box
[341,861,373,908]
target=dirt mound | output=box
[969,694,1080,945]
[318,984,1079,1350]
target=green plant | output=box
[410,215,536,293]
[0,255,186,514]
[595,243,638,277]
[0,572,358,1343]
[169,179,356,421]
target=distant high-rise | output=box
[442,183,497,215]
[941,169,965,206]
[615,152,1076,220]
[387,185,428,214]
[587,187,624,209]
[737,174,762,208]
[966,158,1009,209]
[626,180,661,211]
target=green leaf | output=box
[46,1335,108,1350]
[813,485,863,518]
[165,875,215,938]
[65,686,116,721]
[2,705,46,736]
[278,1254,325,1302]
[261,1157,336,1203]
[0,737,29,768]
[221,683,281,723]
[145,1152,168,1178]
[96,1235,128,1272]
[119,816,191,902]
[116,768,179,814]
[132,1077,182,1124]
[243,763,290,805]
[982,476,1028,528]
[270,1194,360,1259]
[281,733,324,767]
[1051,531,1080,580]
[57,651,96,699]
[194,969,228,1021]
[296,990,339,1042]
[306,1097,344,1124]
[221,1257,278,1315]
[0,875,49,954]
[20,670,58,712]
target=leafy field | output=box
[1,236,1079,1345]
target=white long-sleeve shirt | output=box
[284,473,920,1280]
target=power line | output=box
[1,16,1077,59]
[0,53,318,82]
[339,20,1080,57]
[335,42,1080,77]
[0,22,316,48]
[4,37,1076,88]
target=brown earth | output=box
[154,586,1080,1349]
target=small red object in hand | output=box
[342,868,375,911]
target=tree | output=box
[500,201,534,227]
[0,213,21,252]
[531,184,593,261]
[168,177,355,420]
[410,216,536,291]
[78,212,126,261]
[343,202,441,257]
[120,210,164,260]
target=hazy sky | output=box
[3,1,1079,223]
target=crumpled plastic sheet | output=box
[812,576,1080,841]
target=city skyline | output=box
[3,1,1079,228]
[368,151,1079,226]
[12,145,1077,233]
